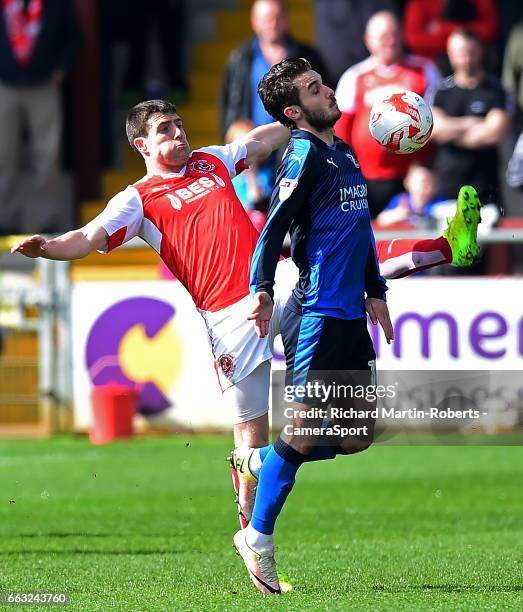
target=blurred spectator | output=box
[313,0,400,83]
[335,11,441,218]
[502,19,523,130]
[403,0,498,74]
[506,133,523,189]
[116,0,188,106]
[220,0,329,138]
[376,163,446,228]
[431,30,511,205]
[502,19,523,189]
[0,0,80,235]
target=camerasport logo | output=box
[218,353,235,378]
[86,297,183,414]
[190,159,216,173]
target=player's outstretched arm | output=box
[11,226,108,260]
[242,122,290,166]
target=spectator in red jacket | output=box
[403,0,498,72]
[335,11,441,217]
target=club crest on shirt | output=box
[218,353,235,378]
[190,159,216,173]
[279,178,298,201]
[345,151,360,168]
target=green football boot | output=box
[443,185,482,266]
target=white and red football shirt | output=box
[335,55,441,180]
[85,143,260,312]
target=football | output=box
[368,90,433,154]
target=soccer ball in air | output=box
[368,90,433,154]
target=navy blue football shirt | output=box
[250,128,387,319]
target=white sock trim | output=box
[245,523,274,553]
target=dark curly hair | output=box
[126,99,178,152]
[257,57,312,128]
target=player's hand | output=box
[365,298,394,344]
[10,235,49,258]
[247,291,273,338]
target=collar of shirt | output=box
[290,128,342,150]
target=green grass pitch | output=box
[1,435,522,610]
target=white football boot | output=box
[233,529,281,595]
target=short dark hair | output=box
[408,161,434,173]
[257,57,312,128]
[125,99,178,151]
[451,28,482,46]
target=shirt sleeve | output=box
[335,67,358,114]
[422,59,442,104]
[83,186,144,253]
[196,142,249,178]
[249,143,316,300]
[431,84,445,109]
[490,82,512,113]
[384,193,402,211]
[365,233,388,301]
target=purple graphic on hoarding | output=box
[86,297,175,414]
[368,310,522,361]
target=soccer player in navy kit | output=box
[232,57,394,594]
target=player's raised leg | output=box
[377,185,482,278]
[443,185,482,265]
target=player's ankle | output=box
[245,523,274,553]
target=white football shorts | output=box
[198,258,299,423]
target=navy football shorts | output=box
[280,305,377,444]
[281,306,376,389]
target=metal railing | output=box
[0,257,72,428]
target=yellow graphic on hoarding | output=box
[119,321,183,394]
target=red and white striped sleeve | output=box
[84,186,144,253]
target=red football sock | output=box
[376,237,452,279]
